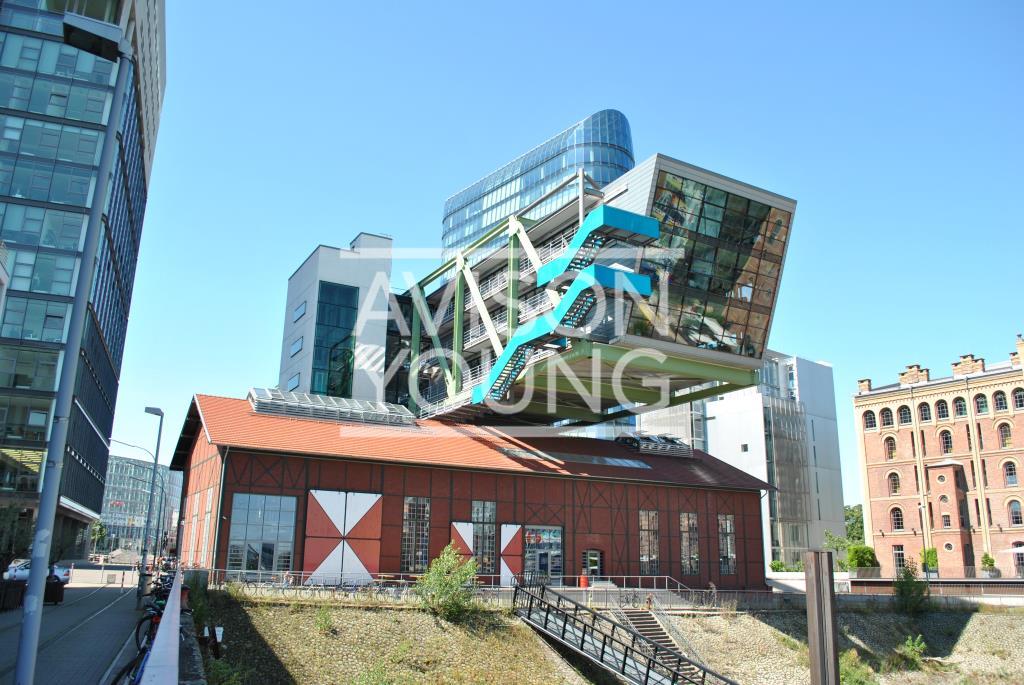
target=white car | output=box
[3,559,71,584]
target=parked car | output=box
[3,559,71,584]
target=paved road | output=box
[0,585,140,685]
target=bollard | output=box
[805,551,839,685]
[121,571,125,589]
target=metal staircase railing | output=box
[512,580,739,685]
[471,264,650,403]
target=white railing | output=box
[139,570,182,684]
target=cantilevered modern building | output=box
[409,154,795,427]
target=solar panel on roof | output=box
[247,388,417,427]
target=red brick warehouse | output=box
[172,391,770,590]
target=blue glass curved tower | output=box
[441,109,634,261]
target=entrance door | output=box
[523,526,563,585]
[582,549,603,579]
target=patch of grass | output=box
[206,659,246,685]
[839,648,878,685]
[882,634,927,672]
[315,604,333,635]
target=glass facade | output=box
[311,281,358,397]
[98,455,177,555]
[226,493,296,573]
[441,109,634,261]
[0,4,158,520]
[523,525,562,582]
[636,169,791,358]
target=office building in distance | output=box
[442,109,633,261]
[706,350,845,566]
[0,0,166,555]
[854,335,1024,578]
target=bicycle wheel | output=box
[134,615,154,651]
[109,659,136,685]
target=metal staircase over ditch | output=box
[512,581,738,685]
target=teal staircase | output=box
[472,264,651,403]
[536,204,659,286]
[469,204,659,404]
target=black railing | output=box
[513,580,738,685]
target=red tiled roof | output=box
[173,394,768,492]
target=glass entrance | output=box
[582,549,603,579]
[524,526,562,584]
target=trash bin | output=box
[0,580,27,611]
[44,577,65,605]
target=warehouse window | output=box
[471,500,496,574]
[718,514,736,575]
[401,496,431,573]
[639,510,659,575]
[680,512,699,576]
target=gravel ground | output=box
[671,609,1024,685]
[210,595,595,684]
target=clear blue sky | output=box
[109,1,1022,506]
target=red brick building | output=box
[171,391,770,589]
[854,335,1024,578]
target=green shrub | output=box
[839,648,878,685]
[894,559,928,614]
[920,547,938,572]
[981,553,996,570]
[206,659,245,685]
[770,560,786,572]
[414,542,478,622]
[847,545,879,569]
[184,572,210,630]
[882,634,927,672]
[315,605,333,635]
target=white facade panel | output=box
[279,234,393,401]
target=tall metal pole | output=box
[153,476,166,559]
[14,43,132,685]
[136,409,164,608]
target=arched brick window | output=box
[880,408,894,427]
[953,397,967,417]
[999,424,1013,449]
[898,406,912,425]
[863,411,877,430]
[888,472,901,495]
[918,403,932,422]
[884,437,896,460]
[940,430,953,454]
[891,507,904,531]
[935,400,949,420]
[994,391,1008,412]
[1010,501,1023,527]
[975,394,989,415]
[1005,462,1018,487]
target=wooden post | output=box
[805,551,839,685]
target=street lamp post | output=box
[14,15,133,685]
[136,407,164,608]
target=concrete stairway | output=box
[620,609,703,682]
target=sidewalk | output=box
[0,586,140,684]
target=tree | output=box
[89,521,108,555]
[0,505,32,570]
[844,505,864,545]
[894,559,928,614]
[413,543,478,621]
[847,545,879,569]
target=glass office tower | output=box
[0,0,165,557]
[441,109,634,261]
